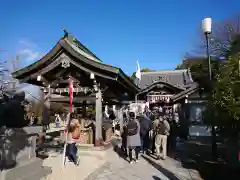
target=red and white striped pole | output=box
[62,77,74,169]
[69,77,73,113]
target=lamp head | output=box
[202,18,212,34]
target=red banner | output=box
[69,77,73,113]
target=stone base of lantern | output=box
[0,126,52,180]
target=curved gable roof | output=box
[138,80,184,95]
[12,37,118,78]
[65,35,102,63]
[12,33,140,93]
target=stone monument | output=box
[0,91,52,180]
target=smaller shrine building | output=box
[137,69,206,137]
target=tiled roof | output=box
[65,35,103,63]
[138,69,193,90]
[171,82,199,102]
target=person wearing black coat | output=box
[121,125,128,157]
[138,114,151,154]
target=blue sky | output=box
[0,0,239,75]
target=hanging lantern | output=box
[166,96,170,103]
[93,80,98,92]
[37,75,41,81]
[90,73,95,79]
[185,95,188,104]
[84,88,87,94]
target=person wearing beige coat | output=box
[153,116,170,160]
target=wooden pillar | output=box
[95,89,103,146]
[41,87,51,129]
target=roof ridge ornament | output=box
[63,28,69,38]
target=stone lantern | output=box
[0,91,51,180]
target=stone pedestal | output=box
[0,126,52,180]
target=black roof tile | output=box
[139,69,193,90]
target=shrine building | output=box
[136,69,207,137]
[12,30,139,146]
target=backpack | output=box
[127,120,138,136]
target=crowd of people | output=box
[54,105,179,166]
[121,105,178,164]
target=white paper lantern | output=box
[37,75,41,81]
[90,73,95,79]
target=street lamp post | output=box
[202,18,212,80]
[202,17,217,159]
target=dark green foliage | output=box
[0,92,28,127]
[210,55,240,135]
[227,34,240,58]
[177,57,220,92]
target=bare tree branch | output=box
[0,55,21,97]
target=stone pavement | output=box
[86,148,202,180]
[38,136,202,180]
[40,151,106,180]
